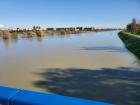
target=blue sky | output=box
[0,0,140,28]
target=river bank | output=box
[118,31,140,59]
[0,28,120,40]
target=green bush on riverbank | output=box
[118,31,140,59]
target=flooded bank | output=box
[0,31,140,105]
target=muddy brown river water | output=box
[0,31,140,105]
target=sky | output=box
[0,0,140,28]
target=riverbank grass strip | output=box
[118,31,140,59]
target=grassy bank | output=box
[118,31,140,59]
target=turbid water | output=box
[0,31,140,105]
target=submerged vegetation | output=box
[0,26,120,41]
[36,30,45,37]
[0,30,10,40]
[118,18,140,59]
[11,32,18,39]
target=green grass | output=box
[118,31,140,59]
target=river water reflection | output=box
[0,31,140,105]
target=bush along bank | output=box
[118,31,140,59]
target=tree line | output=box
[126,18,140,35]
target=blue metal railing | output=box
[0,86,113,105]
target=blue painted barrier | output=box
[0,86,113,105]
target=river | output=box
[0,31,140,105]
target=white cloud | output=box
[0,24,4,27]
[0,25,8,30]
